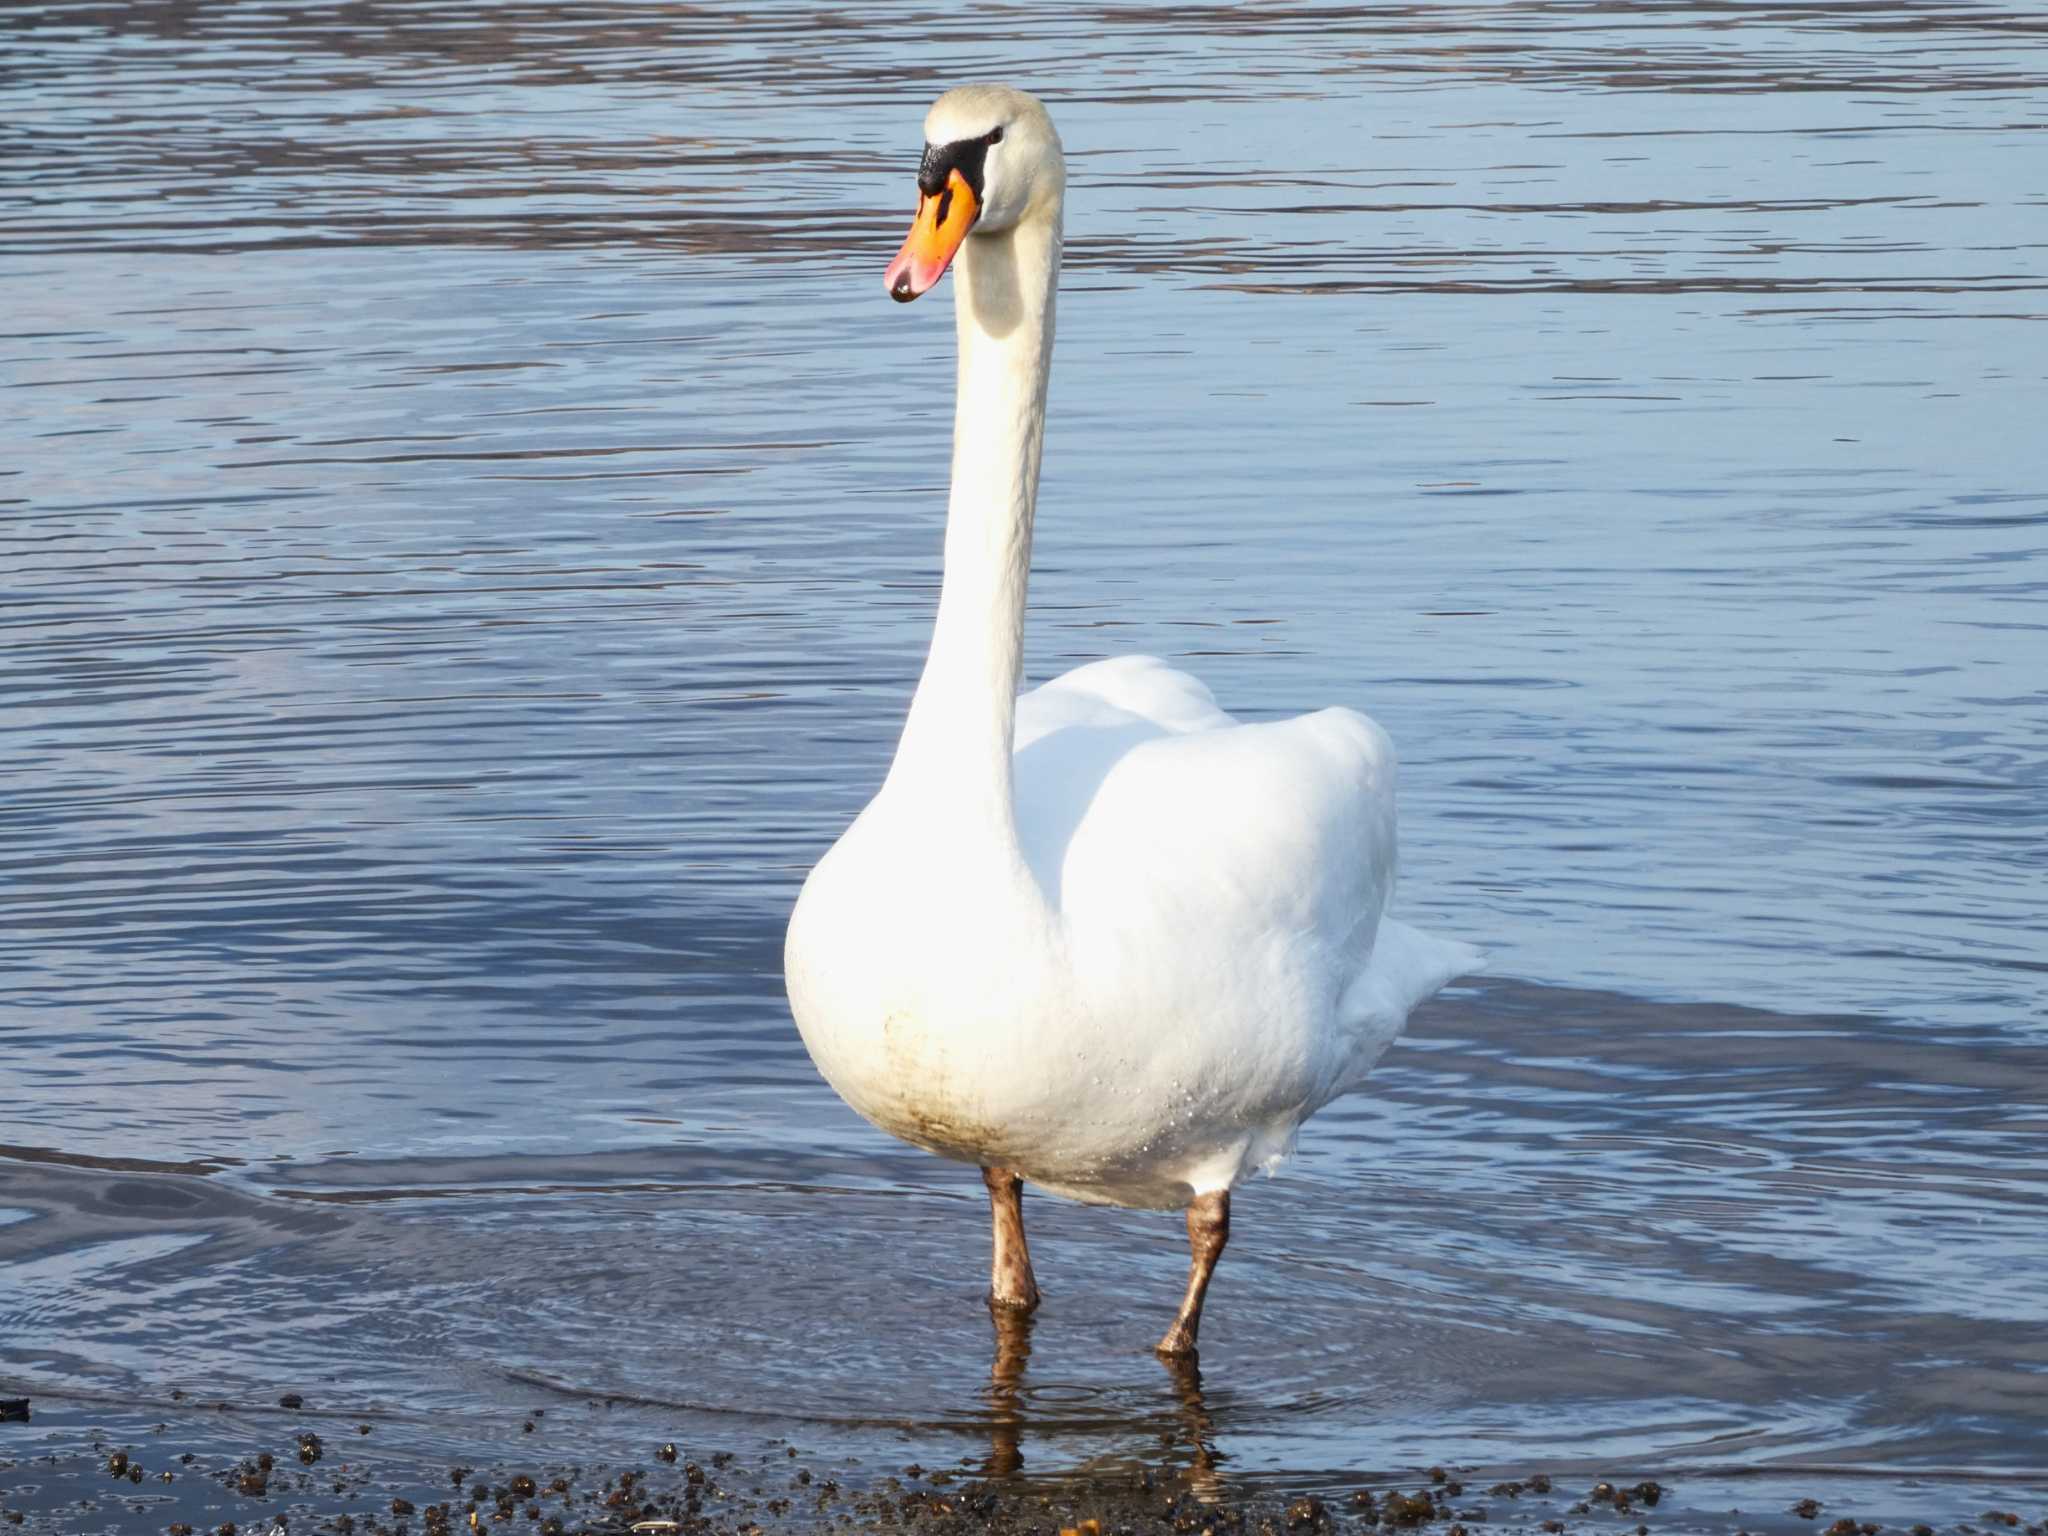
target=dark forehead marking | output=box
[917,127,1003,198]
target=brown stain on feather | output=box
[877,1010,1013,1164]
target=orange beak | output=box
[884,169,980,302]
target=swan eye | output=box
[985,126,1004,145]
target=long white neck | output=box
[883,207,1062,847]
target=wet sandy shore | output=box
[3,1393,2040,1536]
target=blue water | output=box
[2,0,2044,1509]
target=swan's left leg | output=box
[1156,1190,1230,1356]
[981,1166,1041,1312]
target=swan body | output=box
[791,656,1475,1209]
[785,85,1478,1344]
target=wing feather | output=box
[1014,654,1409,1090]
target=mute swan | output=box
[785,85,1480,1356]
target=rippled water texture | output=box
[3,0,2045,1499]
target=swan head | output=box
[885,85,1064,303]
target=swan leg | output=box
[981,1166,1041,1312]
[1156,1190,1230,1357]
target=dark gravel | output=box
[2,1395,2041,1536]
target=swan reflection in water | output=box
[978,1305,1221,1489]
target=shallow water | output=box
[3,0,2045,1504]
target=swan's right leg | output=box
[980,1166,1041,1312]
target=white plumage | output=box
[791,652,1477,1210]
[785,84,1478,1349]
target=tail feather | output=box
[1338,917,1485,1063]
